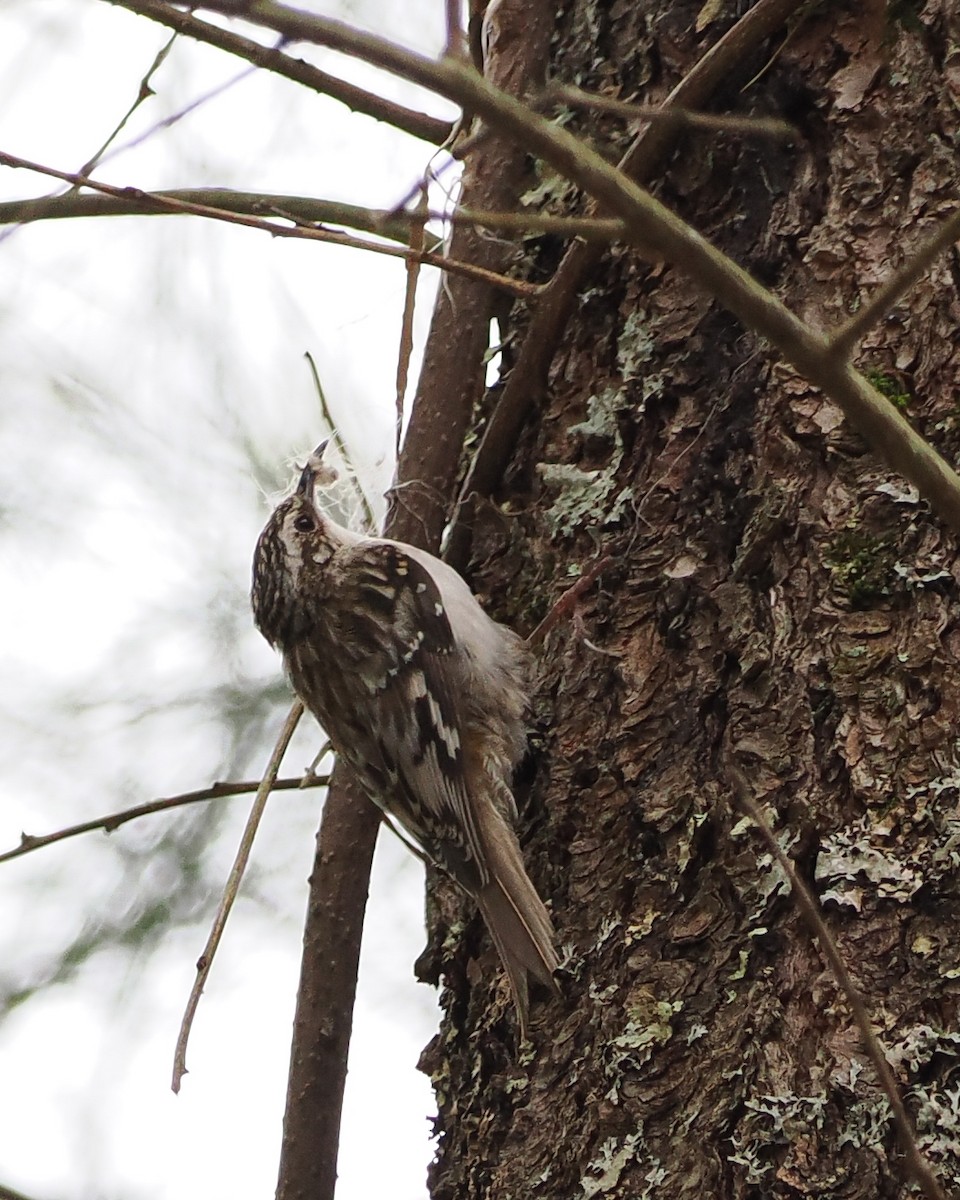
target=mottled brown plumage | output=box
[251,453,558,1035]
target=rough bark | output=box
[422,3,960,1198]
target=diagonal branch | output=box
[105,0,452,144]
[545,82,798,140]
[0,1183,45,1200]
[828,206,960,360]
[0,773,326,866]
[76,30,179,180]
[725,753,948,1200]
[172,700,303,1093]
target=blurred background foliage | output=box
[0,1,454,1196]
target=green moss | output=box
[886,0,924,35]
[865,369,910,412]
[824,528,896,606]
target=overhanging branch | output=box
[179,0,960,534]
[0,153,538,298]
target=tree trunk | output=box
[421,3,960,1197]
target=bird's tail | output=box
[474,800,559,1038]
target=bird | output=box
[251,447,558,1035]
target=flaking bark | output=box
[421,4,960,1198]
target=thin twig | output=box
[631,400,722,529]
[0,773,326,866]
[96,58,260,170]
[828,206,960,360]
[0,32,178,248]
[527,555,614,646]
[77,32,178,180]
[103,0,451,144]
[396,189,426,458]
[171,700,303,1093]
[0,152,538,298]
[546,82,798,140]
[387,139,464,219]
[725,754,948,1200]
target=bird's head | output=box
[251,445,337,647]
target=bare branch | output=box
[527,555,614,646]
[303,352,378,533]
[444,0,466,58]
[396,190,427,459]
[77,30,179,179]
[97,58,260,169]
[0,185,626,242]
[545,82,798,140]
[0,1183,46,1200]
[430,205,624,239]
[0,33,182,249]
[0,773,327,866]
[275,768,381,1200]
[0,186,411,238]
[828,206,960,360]
[0,154,539,298]
[172,700,303,1094]
[725,754,948,1200]
[103,0,452,144]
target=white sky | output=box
[0,3,460,1197]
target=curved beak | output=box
[296,439,330,497]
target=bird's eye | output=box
[293,514,315,533]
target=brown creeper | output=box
[251,450,558,1035]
